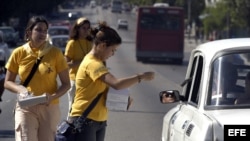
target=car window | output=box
[140,14,180,30]
[48,27,69,36]
[183,57,197,99]
[119,20,127,23]
[183,54,203,106]
[206,52,250,107]
[186,55,203,105]
[190,56,203,104]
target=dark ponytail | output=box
[90,21,122,47]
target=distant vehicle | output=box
[49,20,71,29]
[159,38,250,141]
[48,35,69,53]
[102,3,109,9]
[111,0,122,13]
[90,0,96,8]
[153,2,169,7]
[68,11,82,21]
[48,26,69,36]
[136,6,184,64]
[48,11,80,25]
[0,26,19,46]
[122,3,132,12]
[117,19,128,30]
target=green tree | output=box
[225,0,250,28]
[202,2,228,36]
[175,0,205,26]
[202,0,250,38]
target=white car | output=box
[117,19,128,30]
[48,35,69,53]
[90,0,96,8]
[159,38,250,141]
[48,26,69,37]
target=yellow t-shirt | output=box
[64,39,92,80]
[5,42,68,104]
[70,54,109,121]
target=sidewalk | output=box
[183,34,209,63]
[184,33,208,53]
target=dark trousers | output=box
[69,117,107,141]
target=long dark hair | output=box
[24,16,48,42]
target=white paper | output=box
[18,94,47,107]
[106,88,130,111]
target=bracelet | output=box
[137,74,141,83]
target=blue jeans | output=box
[70,117,107,141]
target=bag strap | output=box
[78,93,102,120]
[23,56,43,87]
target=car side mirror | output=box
[159,90,180,104]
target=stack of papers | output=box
[18,94,47,107]
[106,88,130,111]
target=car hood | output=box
[206,108,250,125]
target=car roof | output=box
[49,26,69,29]
[49,35,69,38]
[191,38,250,67]
[194,38,250,55]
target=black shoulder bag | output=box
[55,93,102,141]
[23,57,43,87]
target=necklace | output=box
[78,40,87,55]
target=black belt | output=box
[69,117,106,124]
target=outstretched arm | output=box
[100,71,155,90]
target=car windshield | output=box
[119,20,127,23]
[206,52,250,108]
[48,27,69,36]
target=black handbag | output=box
[55,93,102,141]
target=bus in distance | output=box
[136,6,184,64]
[111,0,122,13]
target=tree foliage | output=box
[175,0,205,25]
[0,0,65,26]
[202,2,228,34]
[203,0,250,37]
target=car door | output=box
[169,54,204,141]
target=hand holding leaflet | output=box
[18,92,47,107]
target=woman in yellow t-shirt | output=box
[64,17,92,118]
[4,16,70,141]
[69,21,155,141]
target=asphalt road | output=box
[0,5,200,141]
